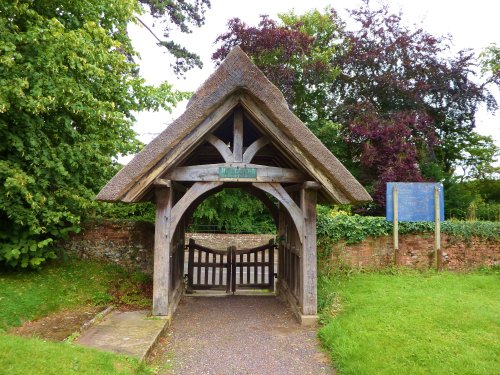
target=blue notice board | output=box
[386,182,444,222]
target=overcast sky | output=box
[125,0,500,162]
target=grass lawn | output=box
[318,267,500,375]
[0,259,152,374]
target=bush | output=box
[317,211,500,258]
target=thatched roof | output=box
[97,46,371,204]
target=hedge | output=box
[317,213,500,245]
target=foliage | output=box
[214,10,342,126]
[190,189,275,233]
[0,259,132,331]
[445,179,500,221]
[0,1,192,268]
[316,210,499,259]
[140,0,211,75]
[110,271,152,308]
[480,43,500,78]
[213,2,498,213]
[318,269,500,374]
[0,335,151,375]
[88,202,156,224]
[452,133,499,181]
[0,258,154,373]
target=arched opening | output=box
[179,187,278,294]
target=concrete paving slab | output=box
[75,310,169,361]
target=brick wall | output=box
[328,234,499,270]
[185,233,275,250]
[62,221,155,274]
[62,221,498,273]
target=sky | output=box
[125,0,500,162]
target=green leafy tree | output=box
[139,0,211,75]
[191,190,274,234]
[480,44,500,77]
[453,133,499,181]
[214,3,498,213]
[0,1,191,268]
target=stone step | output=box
[75,310,169,361]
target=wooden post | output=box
[393,186,399,266]
[300,185,318,316]
[269,239,275,292]
[233,109,243,162]
[231,246,237,293]
[186,239,195,294]
[153,186,172,315]
[434,186,441,271]
[226,246,232,293]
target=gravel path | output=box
[163,295,334,375]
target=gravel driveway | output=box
[163,295,334,374]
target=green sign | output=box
[219,167,257,179]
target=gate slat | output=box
[254,252,258,284]
[239,253,243,284]
[212,253,216,285]
[246,253,250,285]
[188,239,195,291]
[269,241,275,292]
[226,247,231,293]
[204,251,209,285]
[219,253,223,285]
[197,249,202,285]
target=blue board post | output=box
[434,186,441,271]
[386,183,444,270]
[392,185,398,265]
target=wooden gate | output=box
[186,238,276,293]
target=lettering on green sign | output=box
[219,167,257,179]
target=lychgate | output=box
[97,47,371,325]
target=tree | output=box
[213,3,497,212]
[191,189,274,233]
[480,44,500,78]
[453,133,499,181]
[139,0,211,75]
[0,1,193,268]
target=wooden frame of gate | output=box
[97,47,371,326]
[186,238,276,293]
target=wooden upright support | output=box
[153,186,172,315]
[300,184,318,318]
[233,109,243,162]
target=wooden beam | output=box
[183,185,225,224]
[166,163,306,183]
[300,185,317,316]
[122,94,239,202]
[206,134,233,163]
[242,137,269,163]
[240,94,350,204]
[153,178,171,187]
[285,181,321,193]
[233,109,243,162]
[243,187,279,227]
[153,186,172,316]
[252,182,303,243]
[169,181,223,239]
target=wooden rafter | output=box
[242,136,270,163]
[206,134,233,163]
